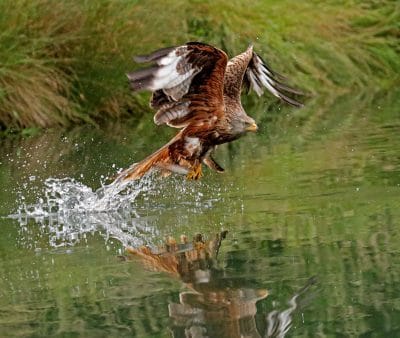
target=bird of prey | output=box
[113,42,303,183]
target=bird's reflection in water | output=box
[126,232,316,338]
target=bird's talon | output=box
[186,164,203,180]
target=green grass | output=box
[0,0,399,131]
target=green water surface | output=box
[0,90,399,337]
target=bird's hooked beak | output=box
[245,122,258,132]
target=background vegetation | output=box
[0,0,399,132]
[0,2,399,336]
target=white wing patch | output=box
[154,101,190,125]
[246,54,280,97]
[127,46,202,100]
[163,77,193,101]
[148,48,201,92]
[246,53,303,107]
[128,46,207,126]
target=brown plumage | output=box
[114,42,303,183]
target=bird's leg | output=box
[186,160,203,180]
[203,155,224,173]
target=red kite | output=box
[114,42,302,183]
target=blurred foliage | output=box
[0,0,399,130]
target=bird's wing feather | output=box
[127,42,228,128]
[244,52,304,107]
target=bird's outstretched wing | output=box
[114,43,228,182]
[127,42,228,128]
[224,46,303,107]
[243,51,304,107]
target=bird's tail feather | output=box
[113,144,170,183]
[112,133,183,184]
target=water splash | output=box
[41,175,150,212]
[9,172,233,251]
[9,175,158,249]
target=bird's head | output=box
[244,116,258,132]
[231,114,258,135]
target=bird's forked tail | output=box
[112,143,171,184]
[112,133,188,184]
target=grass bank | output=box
[0,0,399,131]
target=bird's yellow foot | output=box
[186,163,203,180]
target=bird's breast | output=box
[184,136,202,157]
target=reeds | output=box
[0,0,399,131]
